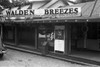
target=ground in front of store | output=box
[0,49,99,67]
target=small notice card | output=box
[54,39,64,52]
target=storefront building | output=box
[1,0,100,65]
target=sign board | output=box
[2,7,81,19]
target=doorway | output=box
[86,22,99,51]
[38,24,65,54]
[71,23,85,50]
[38,24,54,52]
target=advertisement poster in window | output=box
[54,26,65,52]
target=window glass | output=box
[18,25,35,46]
[3,25,15,43]
[87,23,97,39]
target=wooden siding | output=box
[91,0,100,17]
[48,0,67,8]
[63,1,95,17]
[32,1,47,9]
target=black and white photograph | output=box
[0,0,100,67]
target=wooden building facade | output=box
[1,0,100,65]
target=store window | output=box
[87,23,97,39]
[18,25,35,47]
[71,23,85,49]
[3,25,15,43]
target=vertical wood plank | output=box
[64,23,71,55]
[1,24,3,46]
[15,24,19,46]
[35,25,38,49]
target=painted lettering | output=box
[50,9,54,14]
[11,11,15,15]
[19,10,23,15]
[45,9,49,15]
[69,8,74,14]
[55,9,59,14]
[6,10,11,16]
[30,10,34,15]
[24,10,28,15]
[74,8,78,14]
[64,9,69,14]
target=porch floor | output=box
[70,49,100,62]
